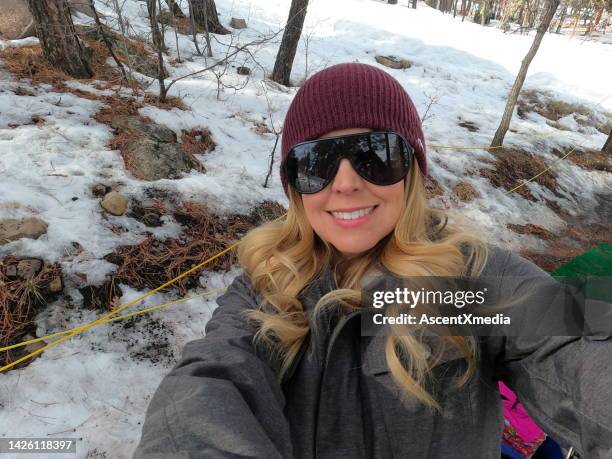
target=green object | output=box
[551,243,612,303]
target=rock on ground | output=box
[375,55,412,69]
[101,191,129,216]
[114,116,202,181]
[0,217,48,245]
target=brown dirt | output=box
[506,223,555,240]
[0,39,123,91]
[115,314,175,365]
[479,147,560,202]
[453,181,480,202]
[142,93,187,111]
[7,114,45,129]
[127,198,166,228]
[254,120,273,135]
[424,175,445,199]
[76,23,168,80]
[551,147,612,173]
[79,280,123,310]
[0,29,183,115]
[158,11,201,35]
[517,89,612,135]
[509,192,612,272]
[93,97,194,178]
[81,201,287,311]
[180,128,216,156]
[0,258,63,369]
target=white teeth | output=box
[330,206,375,220]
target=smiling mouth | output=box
[327,205,378,220]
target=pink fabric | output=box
[499,381,547,457]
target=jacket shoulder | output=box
[481,243,550,279]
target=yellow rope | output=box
[0,287,227,352]
[0,239,238,372]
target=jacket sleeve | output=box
[132,272,292,459]
[491,249,612,458]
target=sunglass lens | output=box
[288,141,337,193]
[353,133,411,185]
[286,132,413,193]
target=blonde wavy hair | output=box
[237,156,490,409]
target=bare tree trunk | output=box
[412,0,418,8]
[603,129,612,155]
[491,0,560,148]
[26,0,92,78]
[147,0,168,102]
[191,0,230,35]
[186,0,203,56]
[554,1,567,32]
[499,0,511,29]
[521,0,532,30]
[165,0,185,17]
[529,0,541,28]
[166,0,182,62]
[571,8,581,36]
[517,0,525,26]
[271,0,309,86]
[388,0,398,4]
[453,0,458,17]
[480,0,488,25]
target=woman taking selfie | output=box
[133,63,611,458]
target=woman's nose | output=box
[331,158,364,193]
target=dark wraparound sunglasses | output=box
[283,131,414,194]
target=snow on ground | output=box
[0,0,611,457]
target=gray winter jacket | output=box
[132,245,612,458]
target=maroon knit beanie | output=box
[280,62,427,196]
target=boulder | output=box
[114,116,202,181]
[77,24,166,79]
[101,191,129,216]
[127,141,200,181]
[375,55,412,70]
[112,116,177,144]
[0,0,97,40]
[0,217,48,245]
[229,18,247,29]
[0,0,35,40]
